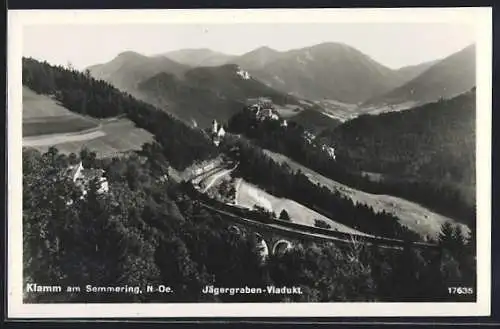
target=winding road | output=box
[201,162,239,193]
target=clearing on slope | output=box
[23,86,99,137]
[22,86,154,158]
[234,178,369,236]
[262,149,469,241]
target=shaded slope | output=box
[288,108,342,134]
[136,71,246,128]
[394,59,440,85]
[136,64,308,127]
[321,88,476,206]
[87,51,189,92]
[365,44,475,106]
[230,46,282,71]
[232,42,405,103]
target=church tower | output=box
[212,119,218,135]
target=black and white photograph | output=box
[7,8,492,318]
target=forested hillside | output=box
[23,146,476,303]
[220,136,421,241]
[322,89,476,209]
[21,56,477,304]
[288,109,342,134]
[226,96,475,226]
[22,57,217,169]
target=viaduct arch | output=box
[272,239,293,256]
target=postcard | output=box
[7,7,492,318]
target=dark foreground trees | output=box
[23,147,476,303]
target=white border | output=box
[7,8,492,318]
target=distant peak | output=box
[105,51,152,66]
[257,46,276,51]
[116,51,145,58]
[462,43,476,52]
[249,46,279,54]
[309,42,352,50]
[170,48,212,53]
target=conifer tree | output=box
[279,209,291,221]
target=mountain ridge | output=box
[226,42,438,104]
[86,42,475,127]
[87,52,189,92]
[161,48,236,67]
[363,44,475,107]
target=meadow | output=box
[234,178,368,236]
[22,87,154,158]
[23,86,99,137]
[262,149,468,241]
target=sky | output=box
[23,23,476,70]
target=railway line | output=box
[183,161,440,251]
[187,186,439,251]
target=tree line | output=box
[22,57,217,169]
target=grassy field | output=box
[24,119,155,158]
[262,149,469,241]
[234,178,368,236]
[23,86,99,137]
[313,99,360,122]
[23,116,99,137]
[22,86,155,158]
[314,97,421,123]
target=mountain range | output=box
[87,42,475,129]
[228,43,429,103]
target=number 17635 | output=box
[448,287,474,295]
